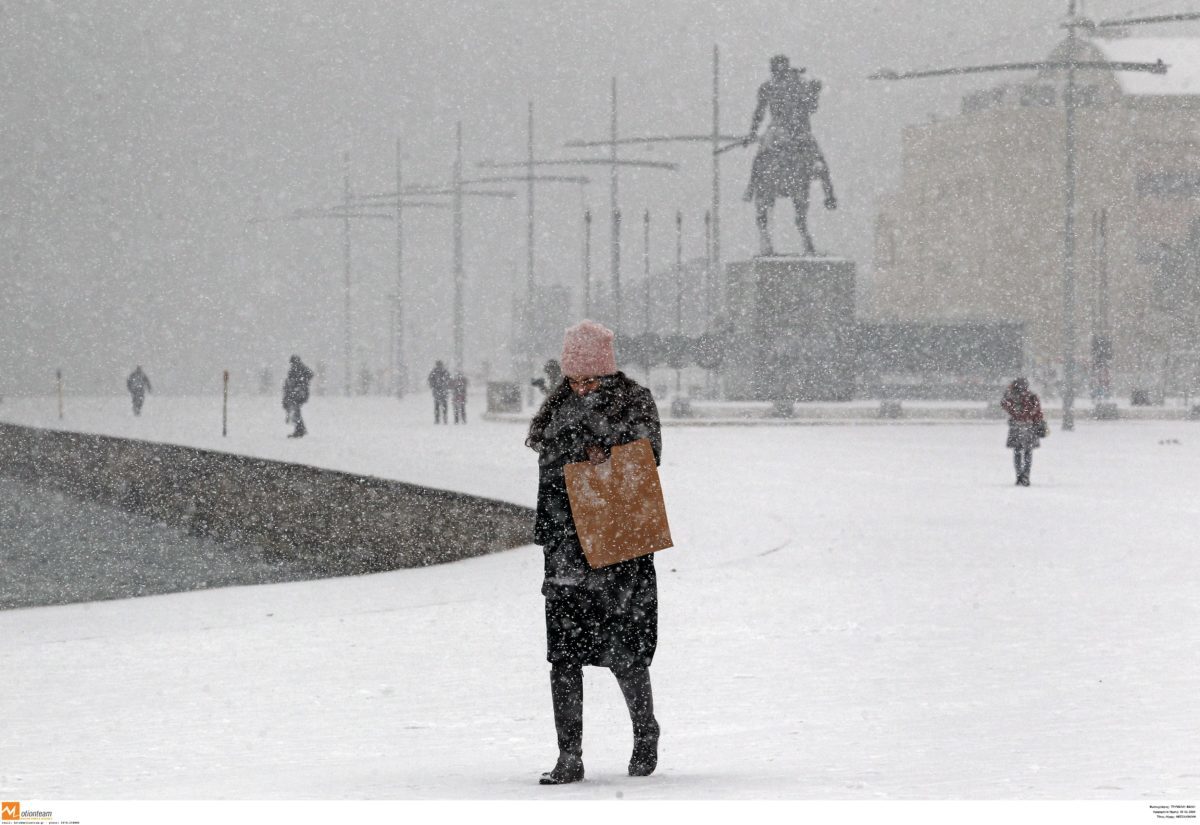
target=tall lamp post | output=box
[476,152,677,332]
[484,78,678,332]
[359,137,446,397]
[249,150,453,396]
[468,102,591,376]
[565,46,742,327]
[869,1,1184,431]
[354,126,516,375]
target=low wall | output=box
[0,423,534,577]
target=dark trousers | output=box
[1013,448,1032,483]
[549,662,657,757]
[131,393,144,416]
[433,394,448,424]
[453,398,466,424]
[286,402,306,436]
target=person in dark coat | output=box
[532,358,563,395]
[451,371,468,424]
[525,320,662,785]
[282,355,313,438]
[428,360,450,424]
[1001,377,1045,486]
[126,365,152,416]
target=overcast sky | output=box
[2,0,1193,395]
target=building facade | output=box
[868,35,1200,397]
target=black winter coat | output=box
[531,373,662,673]
[126,369,151,396]
[428,364,450,398]
[282,361,313,408]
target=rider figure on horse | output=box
[743,54,837,256]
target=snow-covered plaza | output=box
[1,393,1197,800]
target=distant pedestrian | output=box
[428,360,450,424]
[526,320,663,785]
[126,365,152,416]
[282,355,313,438]
[532,359,563,395]
[1001,377,1046,486]
[451,371,468,424]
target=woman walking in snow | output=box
[526,320,662,785]
[1001,377,1046,486]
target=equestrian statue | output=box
[733,54,837,256]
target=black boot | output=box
[540,664,584,785]
[540,752,584,785]
[628,721,659,777]
[616,666,659,777]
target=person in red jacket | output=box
[1001,377,1046,486]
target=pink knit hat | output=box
[560,320,618,378]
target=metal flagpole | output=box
[527,101,536,304]
[526,101,536,394]
[675,210,683,396]
[704,209,713,329]
[394,137,407,397]
[342,150,353,397]
[584,209,593,317]
[704,208,714,396]
[453,122,465,374]
[711,45,722,317]
[643,209,652,380]
[1062,2,1079,429]
[611,77,620,331]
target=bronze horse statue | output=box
[734,55,837,256]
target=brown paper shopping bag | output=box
[563,438,673,569]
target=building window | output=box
[1019,84,1056,107]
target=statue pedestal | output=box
[724,256,857,401]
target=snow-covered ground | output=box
[1,393,1198,799]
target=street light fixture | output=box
[869,1,1179,431]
